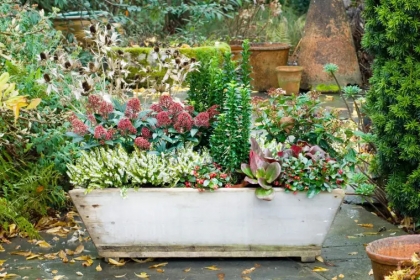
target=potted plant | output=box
[275,65,304,95]
[226,1,291,92]
[66,41,351,263]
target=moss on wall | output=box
[315,84,340,93]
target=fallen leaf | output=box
[346,236,357,239]
[65,249,74,255]
[390,232,397,236]
[149,262,168,269]
[254,263,261,268]
[26,253,42,260]
[36,240,51,248]
[10,251,31,257]
[74,255,91,261]
[242,277,251,280]
[364,232,379,236]
[205,265,220,271]
[44,253,58,260]
[312,266,329,272]
[74,244,84,254]
[348,252,358,255]
[52,270,58,274]
[368,269,373,275]
[16,267,31,270]
[358,223,374,228]
[132,258,154,263]
[156,268,164,273]
[53,276,65,280]
[134,272,149,278]
[354,220,358,223]
[339,274,345,278]
[0,272,20,278]
[332,277,337,280]
[115,274,127,278]
[82,259,93,267]
[0,260,6,266]
[0,245,4,253]
[217,273,225,280]
[76,272,83,276]
[242,267,255,275]
[96,264,102,271]
[316,256,324,263]
[183,268,191,272]
[108,258,126,267]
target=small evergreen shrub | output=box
[362,0,420,218]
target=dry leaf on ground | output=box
[312,267,329,272]
[115,274,127,278]
[217,273,225,280]
[156,268,164,273]
[348,252,358,255]
[242,277,251,280]
[96,264,102,271]
[131,258,154,263]
[108,258,126,266]
[74,244,84,254]
[149,262,168,269]
[0,260,6,266]
[339,274,345,278]
[205,265,220,271]
[183,267,191,272]
[76,272,83,276]
[242,267,255,275]
[52,270,58,274]
[0,272,20,279]
[316,256,324,263]
[368,269,373,275]
[358,223,374,228]
[10,251,31,257]
[0,245,4,253]
[134,272,150,278]
[36,240,51,248]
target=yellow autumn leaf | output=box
[149,262,168,269]
[156,268,164,273]
[348,252,358,256]
[114,274,127,278]
[134,272,150,278]
[242,277,251,280]
[132,258,154,263]
[26,253,42,260]
[108,258,125,266]
[82,259,93,267]
[36,240,51,248]
[76,271,83,276]
[312,266,329,272]
[44,253,58,260]
[53,276,65,280]
[339,274,345,278]
[58,250,66,259]
[74,255,91,261]
[242,267,255,275]
[217,272,225,280]
[205,265,220,271]
[74,244,84,255]
[332,277,337,280]
[0,260,6,266]
[96,264,102,271]
[26,98,41,110]
[368,269,373,275]
[0,245,4,253]
[316,256,324,263]
[357,223,374,228]
[52,270,58,274]
[0,272,20,278]
[65,249,74,255]
[183,267,191,272]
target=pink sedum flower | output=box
[141,127,152,139]
[156,111,172,127]
[94,125,107,140]
[150,103,163,112]
[98,101,114,119]
[194,112,210,127]
[125,98,141,119]
[174,111,193,132]
[134,137,151,150]
[71,117,88,135]
[117,118,136,134]
[158,95,174,109]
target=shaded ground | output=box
[0,204,404,279]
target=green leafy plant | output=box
[253,89,345,157]
[182,163,232,191]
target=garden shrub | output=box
[362,0,420,218]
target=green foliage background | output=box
[363,0,420,218]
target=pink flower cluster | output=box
[194,112,210,128]
[156,111,172,127]
[93,125,114,143]
[87,94,114,119]
[141,127,152,139]
[134,137,151,150]
[70,115,88,135]
[174,111,193,133]
[125,98,141,119]
[117,118,136,135]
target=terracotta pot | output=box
[230,43,290,92]
[365,235,420,280]
[275,66,304,95]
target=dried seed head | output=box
[40,52,47,60]
[190,58,196,63]
[173,50,180,57]
[53,54,59,61]
[105,35,111,45]
[153,46,159,53]
[106,23,112,30]
[165,50,171,56]
[82,80,91,92]
[175,58,181,64]
[43,73,51,83]
[64,61,72,69]
[89,25,96,34]
[183,61,189,67]
[117,49,124,55]
[88,62,95,70]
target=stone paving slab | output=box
[0,203,405,280]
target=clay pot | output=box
[365,235,420,280]
[230,43,290,92]
[275,66,304,95]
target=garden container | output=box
[53,11,120,45]
[230,43,290,92]
[69,188,344,262]
[275,66,304,95]
[366,235,420,280]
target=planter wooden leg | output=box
[300,255,316,263]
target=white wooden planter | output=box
[69,188,344,262]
